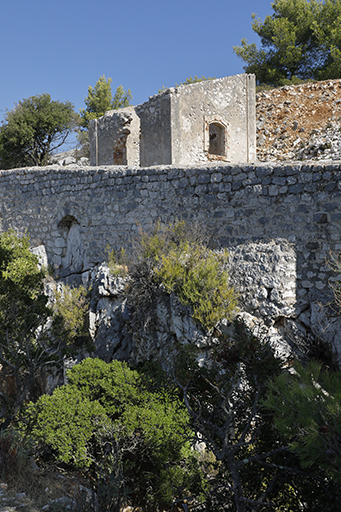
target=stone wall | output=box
[136,74,256,166]
[89,74,256,167]
[0,161,340,314]
[89,107,140,166]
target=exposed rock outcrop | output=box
[49,149,89,167]
[256,79,341,162]
[81,240,341,370]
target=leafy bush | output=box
[0,230,95,428]
[52,284,93,352]
[26,386,107,468]
[156,243,237,330]
[264,361,341,482]
[130,221,237,331]
[25,358,204,510]
[0,230,56,427]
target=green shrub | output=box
[106,245,128,276]
[0,230,58,427]
[131,221,237,331]
[26,386,107,468]
[156,243,237,330]
[52,284,93,352]
[264,361,341,482]
[25,358,204,510]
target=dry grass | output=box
[0,464,91,512]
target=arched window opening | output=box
[209,123,225,156]
[204,116,230,162]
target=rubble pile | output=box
[256,79,341,162]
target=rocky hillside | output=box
[256,78,341,162]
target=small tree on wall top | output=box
[78,75,132,157]
[79,75,133,130]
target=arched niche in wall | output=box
[204,115,230,161]
[58,215,85,273]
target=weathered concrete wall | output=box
[89,107,140,166]
[0,161,340,314]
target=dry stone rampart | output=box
[0,161,340,313]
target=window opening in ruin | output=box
[113,129,130,165]
[208,122,225,156]
[204,116,229,162]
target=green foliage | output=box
[112,84,133,110]
[0,94,76,169]
[264,361,341,481]
[79,75,132,130]
[157,244,237,330]
[234,0,341,86]
[106,246,128,276]
[170,321,340,511]
[26,386,107,468]
[137,221,237,330]
[0,230,93,428]
[52,285,93,352]
[26,358,204,510]
[65,358,142,419]
[0,230,55,425]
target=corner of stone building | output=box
[246,73,257,163]
[89,118,98,166]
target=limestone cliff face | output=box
[68,239,341,373]
[256,79,341,162]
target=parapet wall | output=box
[1,161,340,311]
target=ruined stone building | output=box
[89,74,256,167]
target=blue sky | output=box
[1,0,272,148]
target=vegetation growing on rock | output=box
[0,226,341,510]
[25,358,205,510]
[129,221,238,332]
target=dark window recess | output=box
[208,123,225,156]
